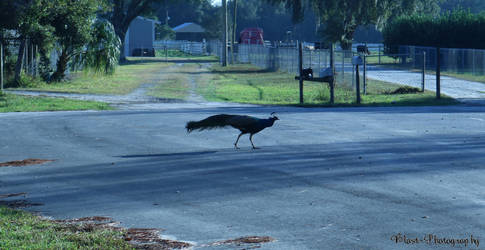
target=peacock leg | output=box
[249,134,259,149]
[234,132,244,149]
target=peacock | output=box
[186,112,279,149]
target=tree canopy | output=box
[269,0,442,48]
[383,9,485,50]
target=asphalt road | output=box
[365,66,485,101]
[1,104,485,249]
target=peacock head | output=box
[270,112,279,121]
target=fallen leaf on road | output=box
[0,192,27,198]
[0,159,54,167]
[207,236,275,247]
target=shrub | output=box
[383,9,485,52]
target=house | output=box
[124,16,161,57]
[172,22,206,41]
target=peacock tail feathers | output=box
[186,114,236,133]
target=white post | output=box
[31,43,34,76]
[1,42,3,91]
[222,0,228,66]
[35,45,38,77]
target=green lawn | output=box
[0,92,112,112]
[1,58,173,112]
[5,56,458,111]
[199,64,456,106]
[0,206,132,249]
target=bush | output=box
[383,9,485,52]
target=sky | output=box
[211,0,221,6]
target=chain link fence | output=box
[0,38,43,89]
[397,45,485,99]
[153,40,207,56]
[400,45,485,76]
[207,40,424,93]
[207,41,485,100]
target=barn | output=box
[124,16,161,57]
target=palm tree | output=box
[82,19,121,75]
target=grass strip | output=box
[0,206,133,249]
[200,64,457,106]
[0,93,112,112]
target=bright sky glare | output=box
[211,0,221,6]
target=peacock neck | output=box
[264,118,276,127]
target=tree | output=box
[155,24,175,40]
[383,9,485,50]
[152,0,218,39]
[81,19,121,75]
[270,0,442,49]
[49,0,101,81]
[226,0,318,42]
[106,0,167,61]
[440,0,485,13]
[7,0,54,86]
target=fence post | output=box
[24,40,28,73]
[298,41,304,104]
[222,0,228,66]
[35,45,39,77]
[330,44,335,104]
[318,49,321,69]
[341,50,345,85]
[363,54,367,95]
[378,45,381,64]
[422,51,426,92]
[1,42,3,92]
[352,55,355,88]
[355,65,361,104]
[165,45,168,62]
[31,43,34,76]
[436,47,441,99]
[330,43,334,81]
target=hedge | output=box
[383,9,485,53]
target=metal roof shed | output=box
[172,23,206,41]
[124,16,161,57]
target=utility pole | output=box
[165,0,169,25]
[436,47,441,99]
[1,42,3,92]
[231,0,237,64]
[222,0,228,66]
[298,41,303,104]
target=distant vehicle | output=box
[239,28,264,45]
